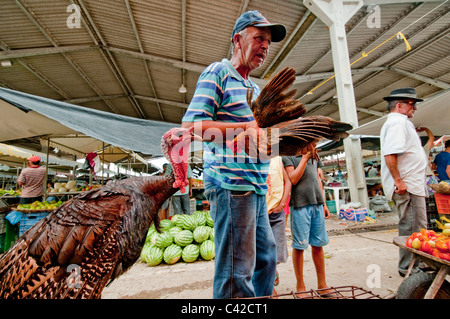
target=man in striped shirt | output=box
[17,155,46,204]
[182,11,286,298]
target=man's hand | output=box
[394,179,407,195]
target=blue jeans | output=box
[172,194,191,215]
[204,183,277,298]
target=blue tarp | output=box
[0,87,177,156]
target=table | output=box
[324,186,349,213]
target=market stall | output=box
[0,87,176,183]
[0,87,180,248]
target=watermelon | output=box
[209,227,215,241]
[164,244,182,264]
[182,244,200,263]
[141,244,164,266]
[145,227,157,243]
[148,231,158,246]
[160,219,174,231]
[153,231,173,249]
[175,214,186,228]
[140,242,152,262]
[181,214,198,231]
[200,240,215,261]
[193,225,211,244]
[205,214,214,228]
[174,230,194,247]
[171,214,180,224]
[193,211,206,226]
[168,226,183,237]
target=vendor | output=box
[17,155,46,204]
[366,164,383,197]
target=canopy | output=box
[0,87,178,156]
[350,89,450,136]
[0,143,32,160]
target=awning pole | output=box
[43,137,50,201]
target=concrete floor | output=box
[102,212,404,299]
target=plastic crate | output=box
[425,196,438,214]
[326,200,336,213]
[434,193,450,215]
[19,212,49,236]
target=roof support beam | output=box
[261,10,316,79]
[14,0,121,114]
[0,45,96,59]
[17,58,71,100]
[388,66,450,89]
[294,67,385,84]
[125,0,164,121]
[304,0,369,209]
[75,0,147,119]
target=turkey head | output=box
[161,127,200,193]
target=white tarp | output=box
[0,87,178,156]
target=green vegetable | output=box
[182,244,200,263]
[174,230,194,247]
[193,225,211,244]
[164,244,182,264]
[200,240,215,261]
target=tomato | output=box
[435,240,449,253]
[410,232,420,239]
[426,230,437,237]
[432,249,440,258]
[406,236,414,248]
[421,241,433,255]
[439,252,450,261]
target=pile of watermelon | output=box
[140,210,215,267]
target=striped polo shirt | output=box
[17,166,46,198]
[182,59,269,195]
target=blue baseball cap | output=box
[232,10,286,43]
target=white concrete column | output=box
[304,0,369,208]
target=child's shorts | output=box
[290,204,329,250]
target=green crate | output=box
[326,200,337,214]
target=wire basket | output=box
[242,286,382,300]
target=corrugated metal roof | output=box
[0,0,449,131]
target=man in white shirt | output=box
[380,88,428,277]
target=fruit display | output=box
[49,181,78,193]
[0,189,21,196]
[191,178,204,188]
[140,210,215,267]
[48,181,101,193]
[406,217,450,262]
[16,200,65,211]
[430,181,450,194]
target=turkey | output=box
[0,127,199,299]
[227,67,352,158]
